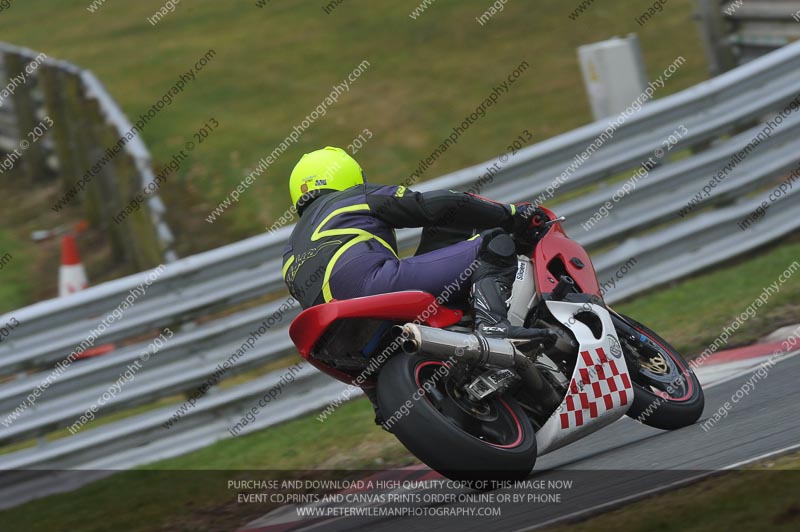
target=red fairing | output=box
[533,207,602,299]
[290,289,462,361]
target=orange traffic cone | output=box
[58,234,117,359]
[58,234,89,296]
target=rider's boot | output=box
[471,231,557,343]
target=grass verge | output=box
[615,235,800,356]
[0,399,409,532]
[0,229,31,313]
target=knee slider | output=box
[473,230,517,284]
[479,229,515,260]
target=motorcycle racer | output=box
[282,147,554,341]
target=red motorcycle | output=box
[289,207,704,480]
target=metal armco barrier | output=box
[0,42,176,268]
[1,39,800,508]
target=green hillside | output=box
[0,0,708,260]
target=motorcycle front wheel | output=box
[377,353,537,481]
[613,313,704,430]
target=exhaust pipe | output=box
[397,323,518,368]
[397,323,562,410]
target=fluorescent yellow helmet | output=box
[289,146,364,211]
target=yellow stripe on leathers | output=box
[282,255,295,280]
[311,203,397,302]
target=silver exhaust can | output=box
[396,323,518,368]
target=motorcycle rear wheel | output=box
[377,353,537,481]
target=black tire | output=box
[377,353,536,481]
[614,313,704,430]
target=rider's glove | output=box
[509,202,535,237]
[509,203,549,254]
